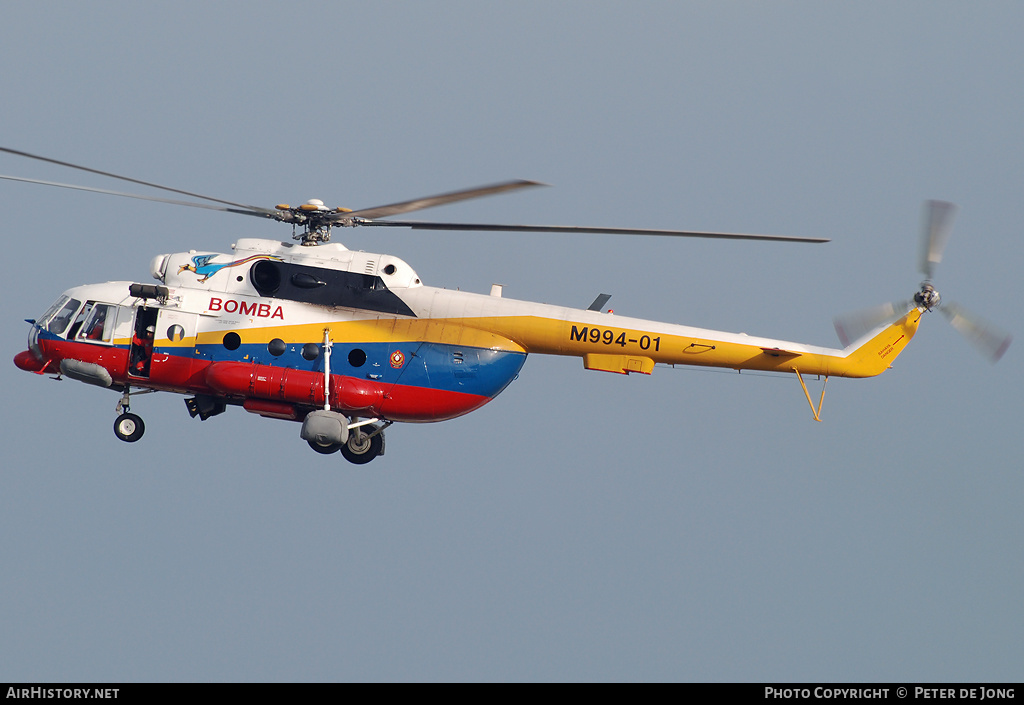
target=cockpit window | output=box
[38,296,69,330]
[45,298,82,336]
[76,303,116,343]
[67,302,93,340]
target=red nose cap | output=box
[14,350,47,373]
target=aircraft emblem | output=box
[178,254,282,282]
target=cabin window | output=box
[348,349,367,367]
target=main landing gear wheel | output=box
[340,427,384,465]
[307,439,342,455]
[113,412,145,442]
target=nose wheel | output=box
[114,412,145,442]
[113,389,146,442]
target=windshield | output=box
[44,297,83,336]
[38,296,69,329]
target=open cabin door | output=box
[127,307,160,379]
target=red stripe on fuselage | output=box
[203,360,491,422]
[35,339,212,394]
[28,340,493,422]
[38,339,130,379]
[378,385,492,422]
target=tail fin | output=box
[836,307,923,378]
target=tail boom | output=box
[405,286,924,379]
[436,305,923,379]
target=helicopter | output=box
[5,147,1012,464]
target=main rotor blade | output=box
[0,146,272,214]
[357,219,830,243]
[920,200,957,280]
[941,302,1012,363]
[0,174,275,219]
[338,180,545,221]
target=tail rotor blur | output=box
[941,302,1012,363]
[920,200,957,281]
[834,200,1011,362]
[834,300,913,348]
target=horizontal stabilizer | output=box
[760,347,801,357]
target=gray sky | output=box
[1,1,1021,682]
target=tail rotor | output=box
[834,200,1011,362]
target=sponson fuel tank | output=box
[205,361,384,413]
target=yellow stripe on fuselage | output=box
[439,308,922,379]
[190,318,528,353]
[182,305,922,379]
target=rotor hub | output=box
[272,201,356,245]
[914,283,940,310]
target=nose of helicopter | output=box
[15,314,59,374]
[14,349,47,373]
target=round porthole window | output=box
[223,332,241,350]
[348,348,367,367]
